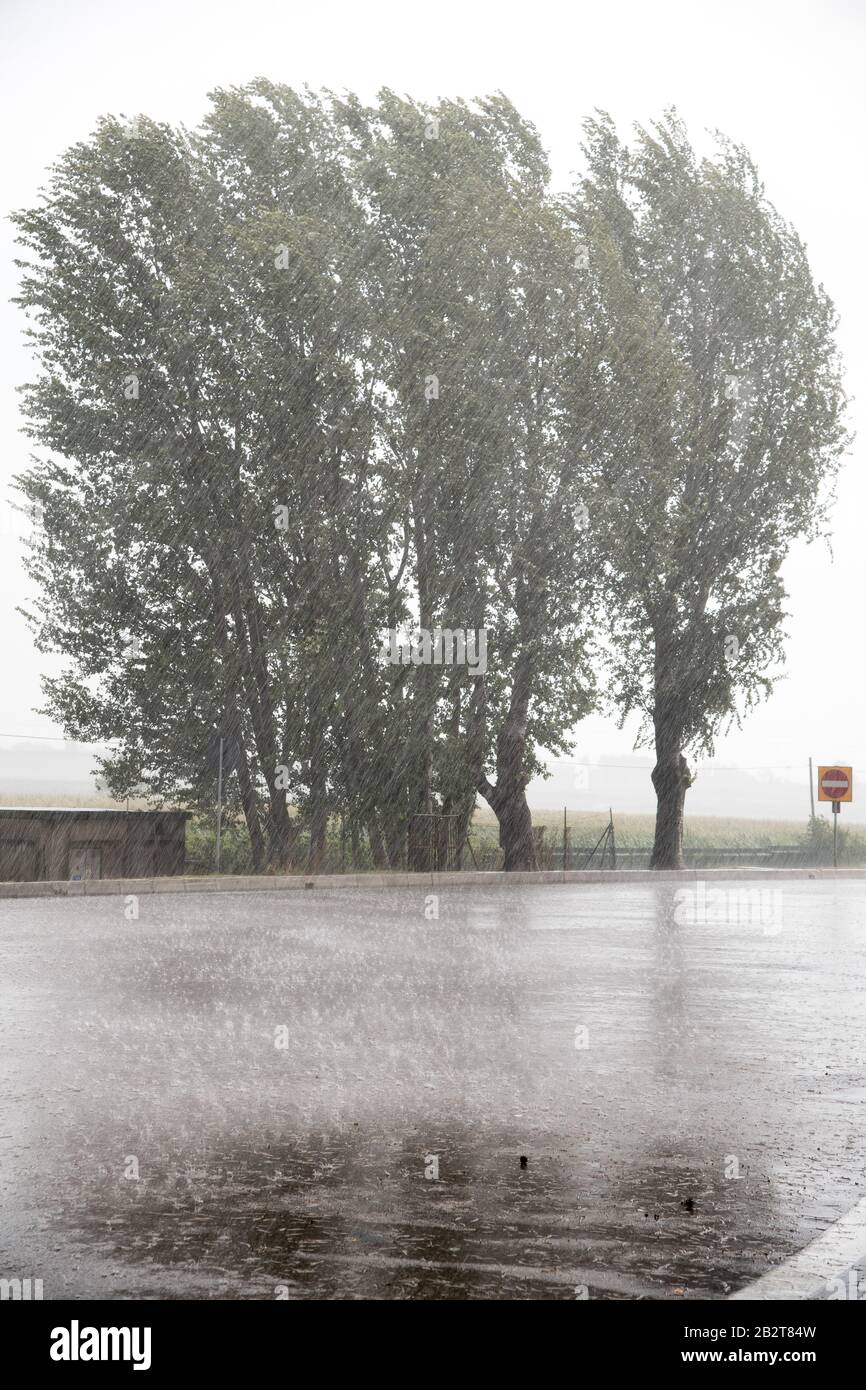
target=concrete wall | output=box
[0,811,188,882]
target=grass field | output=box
[472,807,813,849]
[1,791,862,868]
[0,789,150,809]
[0,791,816,843]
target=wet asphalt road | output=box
[1,879,865,1300]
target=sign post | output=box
[817,766,853,868]
[207,732,241,875]
[211,739,222,867]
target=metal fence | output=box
[541,844,838,871]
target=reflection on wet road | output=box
[1,880,865,1299]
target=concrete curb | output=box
[0,865,865,901]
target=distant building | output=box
[0,808,191,882]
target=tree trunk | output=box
[650,749,692,869]
[442,786,476,870]
[382,812,406,869]
[442,690,477,869]
[350,815,361,869]
[207,569,266,873]
[306,727,328,874]
[492,782,537,871]
[455,797,474,869]
[406,687,434,872]
[366,814,389,868]
[235,737,266,872]
[406,501,435,872]
[228,570,294,869]
[468,651,539,872]
[307,794,328,874]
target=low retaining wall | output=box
[1,865,865,900]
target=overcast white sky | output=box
[0,0,863,815]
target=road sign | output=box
[818,765,853,803]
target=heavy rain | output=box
[1,0,865,1363]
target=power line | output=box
[0,731,118,745]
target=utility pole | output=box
[215,735,224,874]
[808,757,815,822]
[563,807,568,872]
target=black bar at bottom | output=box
[5,1296,860,1375]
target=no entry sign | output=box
[818,765,853,803]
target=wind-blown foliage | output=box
[12,94,846,870]
[572,112,848,866]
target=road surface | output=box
[1,879,865,1299]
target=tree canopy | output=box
[12,91,847,869]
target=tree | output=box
[337,91,599,870]
[573,113,848,867]
[12,85,392,867]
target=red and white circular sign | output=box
[820,767,850,799]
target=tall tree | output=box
[573,113,848,867]
[338,91,599,870]
[12,86,391,867]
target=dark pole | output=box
[215,735,224,874]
